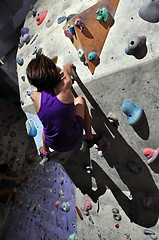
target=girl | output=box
[26,54,98,156]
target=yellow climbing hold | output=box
[51,56,58,64]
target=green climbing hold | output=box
[112,208,119,214]
[96,8,108,23]
[68,232,77,240]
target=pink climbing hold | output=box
[81,199,92,216]
[64,27,73,42]
[84,199,92,211]
[143,148,159,164]
[36,10,48,26]
[75,18,85,32]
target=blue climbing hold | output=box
[88,52,97,62]
[16,57,24,66]
[25,119,37,137]
[122,100,143,126]
[70,25,75,35]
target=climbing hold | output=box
[54,200,60,207]
[21,27,29,37]
[18,41,24,49]
[70,25,75,35]
[122,100,143,126]
[36,10,48,26]
[144,229,158,240]
[115,223,120,228]
[20,100,24,105]
[22,33,31,44]
[75,18,85,32]
[96,7,109,22]
[30,204,36,212]
[125,36,147,57]
[51,56,58,64]
[16,57,24,66]
[150,234,158,240]
[64,27,73,42]
[88,52,98,62]
[32,8,37,18]
[84,61,88,66]
[39,155,49,166]
[62,201,70,212]
[30,34,38,45]
[84,199,92,211]
[112,208,119,214]
[98,150,103,157]
[26,89,34,96]
[25,119,37,137]
[78,49,85,62]
[27,199,32,209]
[138,0,159,23]
[68,232,77,240]
[51,210,55,217]
[67,14,77,21]
[81,199,92,215]
[72,222,76,228]
[21,76,25,81]
[88,215,94,224]
[113,213,122,221]
[75,206,83,220]
[85,166,93,174]
[107,112,119,128]
[143,148,159,164]
[60,177,64,185]
[46,16,55,28]
[57,16,67,24]
[32,45,42,56]
[144,229,155,235]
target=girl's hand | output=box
[63,62,74,75]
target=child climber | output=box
[26,54,99,156]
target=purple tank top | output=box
[37,90,83,152]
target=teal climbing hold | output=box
[122,100,143,126]
[88,52,97,62]
[25,119,37,137]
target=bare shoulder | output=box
[30,91,40,99]
[30,91,41,113]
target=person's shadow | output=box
[61,70,159,228]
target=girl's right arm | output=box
[61,62,74,90]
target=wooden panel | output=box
[63,0,120,74]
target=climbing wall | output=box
[3,161,77,240]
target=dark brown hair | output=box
[26,54,61,92]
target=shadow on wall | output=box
[62,70,159,228]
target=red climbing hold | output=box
[36,10,48,26]
[115,223,119,228]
